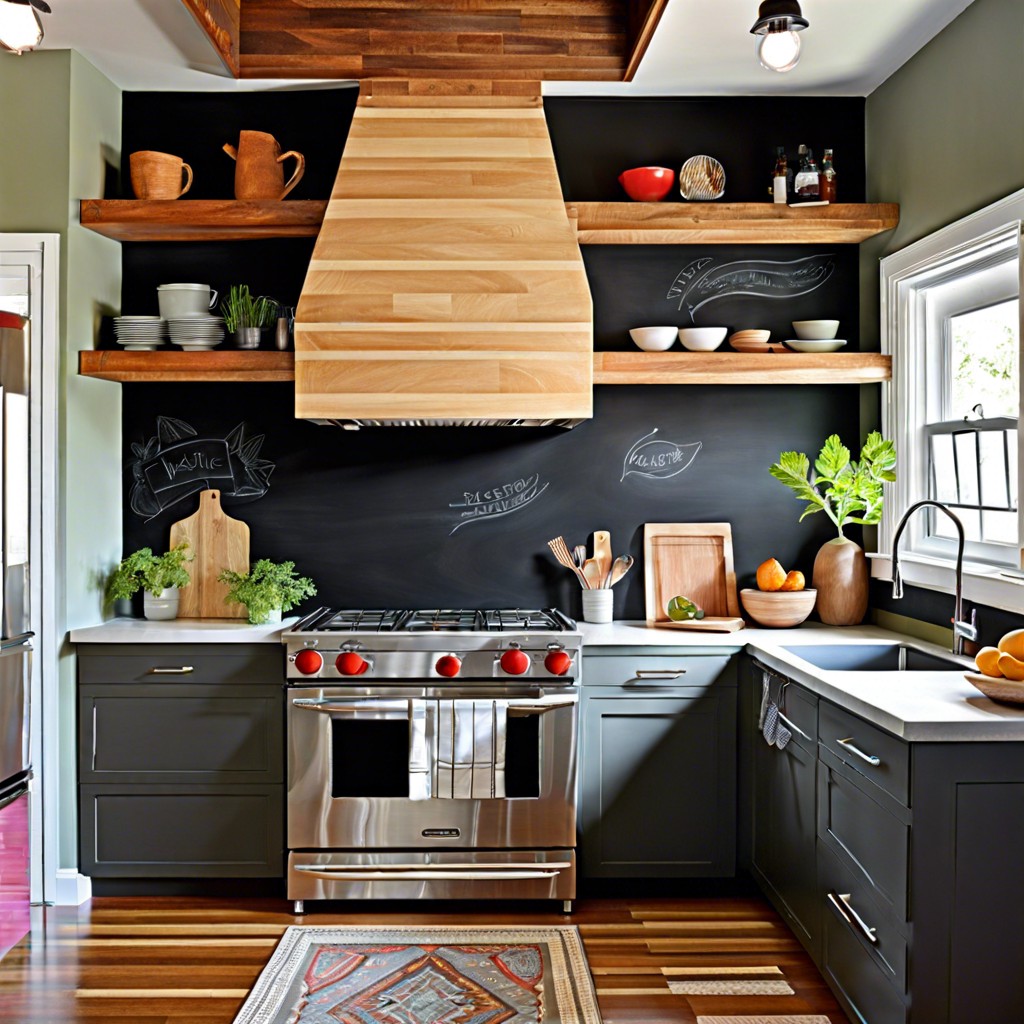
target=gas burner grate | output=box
[294,607,576,634]
[314,609,411,632]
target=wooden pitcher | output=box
[223,130,305,200]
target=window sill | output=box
[868,551,1024,613]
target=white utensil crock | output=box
[581,589,613,623]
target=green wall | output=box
[0,49,122,874]
[861,0,1024,345]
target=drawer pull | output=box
[777,712,812,743]
[149,666,194,675]
[827,890,879,945]
[836,736,882,767]
[634,669,687,680]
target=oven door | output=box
[287,687,577,850]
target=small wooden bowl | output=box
[965,672,1024,705]
[740,587,817,628]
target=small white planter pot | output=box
[265,607,283,624]
[144,586,180,621]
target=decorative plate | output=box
[679,155,725,201]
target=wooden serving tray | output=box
[644,523,741,631]
[965,672,1024,705]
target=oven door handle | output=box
[293,865,569,881]
[291,698,410,714]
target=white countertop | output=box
[69,616,298,644]
[69,616,1024,741]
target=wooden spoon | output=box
[607,554,634,587]
[582,558,604,590]
[593,530,612,586]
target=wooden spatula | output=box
[593,530,612,587]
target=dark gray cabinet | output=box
[77,643,284,878]
[746,663,820,959]
[580,649,736,878]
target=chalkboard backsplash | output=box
[121,384,860,621]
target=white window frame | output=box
[876,189,1024,613]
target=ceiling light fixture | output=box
[0,0,50,55]
[750,0,808,73]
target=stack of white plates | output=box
[167,315,225,349]
[113,316,166,351]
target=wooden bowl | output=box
[740,587,817,628]
[965,672,1024,705]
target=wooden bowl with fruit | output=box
[967,629,1024,704]
[740,558,817,628]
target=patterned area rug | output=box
[232,926,602,1024]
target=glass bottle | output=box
[819,148,837,202]
[772,147,788,204]
[793,145,820,200]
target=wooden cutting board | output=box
[169,489,250,619]
[644,523,742,632]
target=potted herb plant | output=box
[769,431,896,625]
[218,558,317,625]
[219,284,278,349]
[105,543,192,620]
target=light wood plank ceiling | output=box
[235,0,650,81]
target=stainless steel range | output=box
[283,608,581,913]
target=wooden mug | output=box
[223,130,305,200]
[129,150,193,200]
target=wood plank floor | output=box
[0,896,850,1023]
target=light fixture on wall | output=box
[0,0,50,55]
[750,0,808,73]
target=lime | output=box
[667,595,705,621]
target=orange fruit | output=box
[998,629,1024,660]
[780,570,806,592]
[997,652,1024,681]
[756,558,787,592]
[976,646,1004,678]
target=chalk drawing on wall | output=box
[667,253,835,322]
[621,429,702,482]
[449,473,549,534]
[129,416,275,521]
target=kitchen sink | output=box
[782,643,965,672]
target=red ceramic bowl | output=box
[618,166,676,202]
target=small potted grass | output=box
[219,284,278,349]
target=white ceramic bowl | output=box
[792,319,840,340]
[629,326,678,351]
[678,326,728,351]
[785,339,847,353]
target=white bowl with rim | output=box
[678,326,727,351]
[629,326,678,351]
[792,319,840,340]
[785,339,847,353]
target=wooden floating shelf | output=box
[569,202,900,245]
[593,351,892,385]
[80,199,899,245]
[80,349,891,385]
[78,350,295,382]
[79,199,329,241]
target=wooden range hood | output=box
[293,80,593,427]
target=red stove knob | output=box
[293,649,323,675]
[435,655,462,677]
[544,650,572,676]
[336,651,369,676]
[500,649,530,675]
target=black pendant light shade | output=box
[750,0,808,36]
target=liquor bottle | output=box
[819,148,837,202]
[793,145,820,201]
[771,147,788,204]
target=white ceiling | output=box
[33,0,977,96]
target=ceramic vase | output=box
[812,537,868,625]
[143,586,180,621]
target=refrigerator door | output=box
[0,777,30,960]
[0,641,30,784]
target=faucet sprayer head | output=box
[891,566,904,599]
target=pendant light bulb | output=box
[0,0,43,54]
[757,26,802,72]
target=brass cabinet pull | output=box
[149,666,194,675]
[634,669,687,679]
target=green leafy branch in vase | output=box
[769,431,897,538]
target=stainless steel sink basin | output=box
[782,644,965,672]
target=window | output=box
[881,189,1024,607]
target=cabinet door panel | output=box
[79,687,283,784]
[78,647,282,686]
[580,693,735,877]
[80,784,283,877]
[584,655,734,690]
[818,758,908,920]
